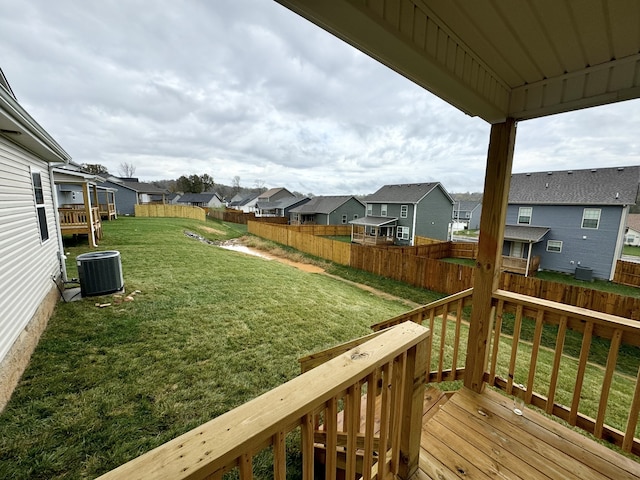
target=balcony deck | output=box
[417,387,639,480]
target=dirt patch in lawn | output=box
[200,226,227,235]
[219,238,418,307]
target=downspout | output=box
[48,166,68,282]
[411,203,418,246]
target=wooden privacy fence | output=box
[614,259,640,287]
[248,222,352,265]
[135,204,205,221]
[209,209,288,224]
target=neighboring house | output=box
[625,213,640,246]
[452,200,482,230]
[102,176,168,215]
[230,193,260,213]
[0,70,72,410]
[289,195,366,225]
[505,166,640,280]
[257,187,296,205]
[351,182,454,246]
[150,192,181,204]
[176,192,224,209]
[257,196,311,218]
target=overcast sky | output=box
[2,1,640,196]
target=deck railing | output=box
[97,323,430,480]
[351,231,395,246]
[368,288,640,457]
[99,202,116,220]
[501,255,541,276]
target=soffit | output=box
[275,0,640,123]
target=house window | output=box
[381,204,387,216]
[518,207,532,225]
[397,226,410,240]
[546,240,563,253]
[31,170,49,242]
[353,214,358,219]
[367,204,372,216]
[400,205,408,218]
[582,208,601,229]
[341,214,347,224]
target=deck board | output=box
[418,387,640,479]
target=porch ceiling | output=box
[350,216,398,227]
[274,0,640,124]
[504,224,550,243]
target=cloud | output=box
[1,0,639,196]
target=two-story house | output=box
[505,166,640,280]
[289,195,365,225]
[351,183,454,246]
[452,200,482,230]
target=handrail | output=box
[97,323,430,480]
[487,289,640,456]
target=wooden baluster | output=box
[239,453,253,480]
[427,309,436,378]
[377,362,392,479]
[325,397,338,480]
[362,371,378,480]
[507,304,523,395]
[273,430,286,480]
[547,315,568,415]
[301,413,315,479]
[623,365,640,452]
[390,353,407,476]
[437,303,449,382]
[488,299,504,385]
[451,298,464,380]
[345,382,361,480]
[569,321,592,423]
[526,309,545,404]
[595,329,623,438]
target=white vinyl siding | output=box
[0,138,60,364]
[518,207,532,224]
[582,208,601,229]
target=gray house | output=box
[289,196,365,225]
[352,183,454,245]
[452,200,482,230]
[176,192,224,209]
[505,166,640,280]
[102,177,168,215]
[257,196,310,218]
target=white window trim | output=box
[400,204,408,218]
[381,204,387,217]
[517,206,532,225]
[397,226,409,240]
[341,214,347,224]
[546,240,563,253]
[31,168,50,243]
[366,204,372,216]
[581,208,601,229]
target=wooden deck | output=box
[417,387,639,480]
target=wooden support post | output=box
[82,182,97,248]
[464,119,516,393]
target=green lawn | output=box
[0,217,411,479]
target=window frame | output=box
[517,206,532,225]
[400,204,408,218]
[546,240,563,253]
[581,208,601,229]
[381,204,388,217]
[366,204,372,216]
[396,226,410,240]
[31,169,50,243]
[341,214,347,224]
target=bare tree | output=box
[118,161,136,178]
[232,175,241,194]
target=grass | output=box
[623,245,640,256]
[0,217,411,479]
